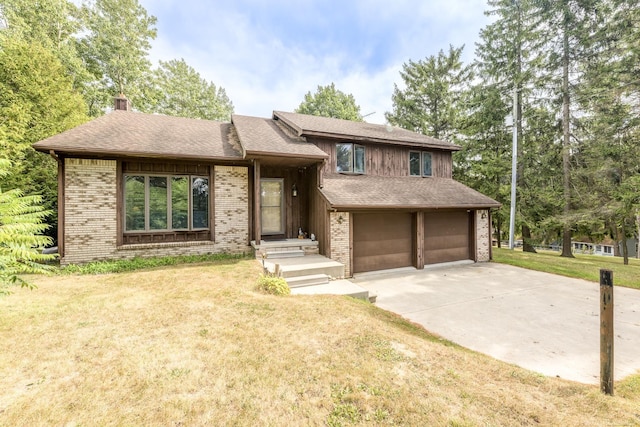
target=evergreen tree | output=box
[474,0,548,252]
[536,0,606,257]
[386,45,470,141]
[0,34,88,241]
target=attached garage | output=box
[424,210,472,265]
[353,212,413,273]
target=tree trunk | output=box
[637,212,640,259]
[497,217,502,248]
[522,225,537,253]
[621,221,629,265]
[560,15,574,258]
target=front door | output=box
[260,178,284,235]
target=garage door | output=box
[424,211,470,265]
[353,212,413,273]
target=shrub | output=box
[256,274,290,296]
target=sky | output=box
[139,0,492,124]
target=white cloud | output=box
[140,0,490,123]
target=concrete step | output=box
[286,274,330,288]
[280,261,344,279]
[290,279,370,301]
[264,255,345,279]
[265,249,305,259]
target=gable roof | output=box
[273,111,461,151]
[33,111,243,161]
[231,114,328,160]
[320,174,500,210]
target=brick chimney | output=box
[114,94,131,111]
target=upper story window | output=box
[337,143,365,173]
[409,151,432,177]
[124,174,209,232]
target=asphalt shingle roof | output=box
[320,174,501,209]
[33,111,243,160]
[231,114,328,159]
[274,111,461,151]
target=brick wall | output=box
[329,211,350,277]
[213,166,249,252]
[61,159,250,265]
[476,210,490,262]
[63,159,119,264]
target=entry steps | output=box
[251,239,319,259]
[262,254,373,302]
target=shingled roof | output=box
[320,174,500,209]
[33,111,243,161]
[231,114,328,160]
[273,111,461,151]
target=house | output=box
[33,96,500,276]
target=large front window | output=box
[337,143,365,173]
[124,174,209,232]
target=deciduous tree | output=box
[79,0,157,115]
[296,83,362,121]
[139,58,234,121]
[0,159,55,295]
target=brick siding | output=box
[61,159,250,265]
[476,210,490,262]
[329,211,350,277]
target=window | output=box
[337,143,365,173]
[603,246,612,254]
[124,174,209,232]
[409,151,432,177]
[260,179,284,235]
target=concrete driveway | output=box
[352,262,640,384]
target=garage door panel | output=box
[355,253,413,273]
[425,234,468,248]
[355,238,412,256]
[425,248,469,264]
[424,211,470,265]
[353,212,413,273]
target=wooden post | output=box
[600,269,614,396]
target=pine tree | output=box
[385,45,471,142]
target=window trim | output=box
[336,142,365,174]
[409,151,433,177]
[123,173,209,233]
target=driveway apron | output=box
[353,262,640,384]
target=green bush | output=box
[256,274,290,296]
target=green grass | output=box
[59,252,253,275]
[2,261,639,426]
[493,247,640,289]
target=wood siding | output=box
[309,163,330,255]
[310,138,453,178]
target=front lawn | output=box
[493,247,640,289]
[1,259,639,425]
